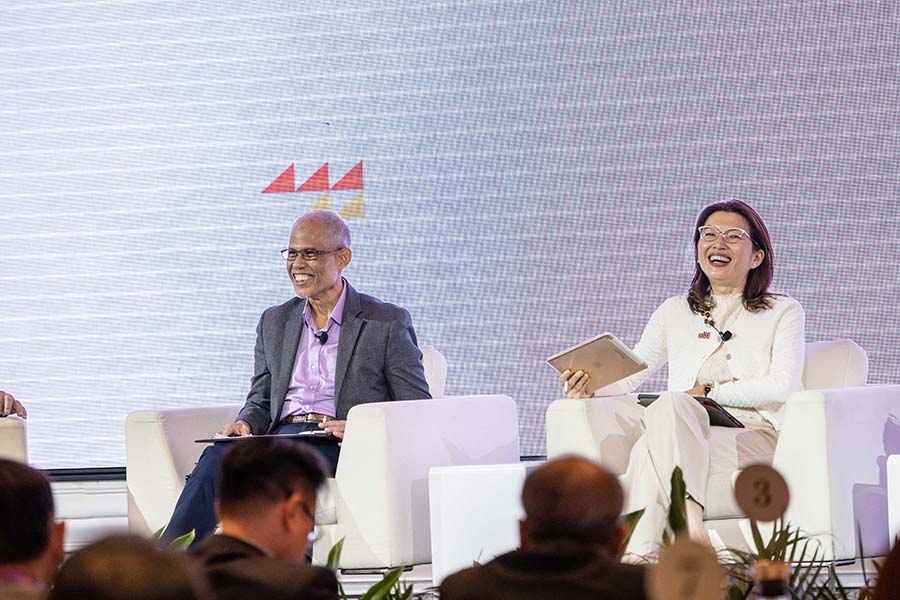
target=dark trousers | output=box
[161,422,340,545]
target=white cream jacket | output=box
[600,294,806,428]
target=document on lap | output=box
[637,394,745,428]
[194,431,334,443]
[547,332,647,395]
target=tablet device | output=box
[637,394,745,428]
[547,332,647,395]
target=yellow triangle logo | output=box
[307,192,330,211]
[338,192,365,220]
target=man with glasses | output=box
[190,438,338,600]
[164,210,431,544]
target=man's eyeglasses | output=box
[280,247,343,261]
[697,226,752,244]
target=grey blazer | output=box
[237,281,431,433]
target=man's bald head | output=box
[520,456,624,549]
[291,210,351,250]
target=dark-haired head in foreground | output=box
[50,534,208,600]
[0,458,65,594]
[190,438,338,600]
[520,455,625,551]
[216,436,327,561]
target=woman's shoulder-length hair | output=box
[688,199,776,314]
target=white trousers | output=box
[592,393,778,558]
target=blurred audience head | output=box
[520,456,625,552]
[874,538,900,600]
[49,535,208,600]
[0,458,64,587]
[216,438,327,562]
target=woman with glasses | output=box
[559,199,805,558]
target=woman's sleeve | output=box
[713,299,806,407]
[594,299,670,396]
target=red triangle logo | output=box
[262,164,295,194]
[297,163,330,192]
[331,161,363,191]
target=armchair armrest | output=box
[773,385,900,560]
[546,399,599,460]
[125,405,240,535]
[0,417,26,462]
[313,394,519,568]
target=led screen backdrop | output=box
[1,1,898,468]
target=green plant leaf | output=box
[387,583,414,600]
[749,519,767,558]
[854,520,883,598]
[725,584,749,600]
[326,538,345,571]
[359,566,405,600]
[668,466,687,535]
[766,525,791,561]
[790,541,823,593]
[617,508,645,560]
[150,527,164,541]
[168,529,195,550]
[785,526,801,565]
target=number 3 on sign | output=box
[735,464,789,522]
[752,478,772,508]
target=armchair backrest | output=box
[802,339,868,390]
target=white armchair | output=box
[127,393,519,569]
[546,339,898,560]
[126,344,447,537]
[312,394,520,568]
[0,417,26,462]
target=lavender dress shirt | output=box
[279,284,347,420]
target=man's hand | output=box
[319,419,347,440]
[558,369,592,399]
[0,391,26,418]
[220,420,252,437]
